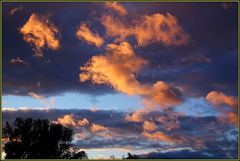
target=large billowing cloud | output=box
[19,13,60,58]
[80,42,182,109]
[104,2,127,16]
[76,23,104,47]
[102,13,190,46]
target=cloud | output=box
[102,13,190,46]
[10,6,23,15]
[28,92,44,99]
[104,2,127,16]
[228,112,237,126]
[76,23,104,47]
[10,57,28,65]
[19,13,60,58]
[206,91,237,108]
[56,114,77,126]
[142,131,179,143]
[2,108,238,158]
[80,42,182,108]
[78,118,90,126]
[143,121,157,132]
[90,123,109,132]
[54,114,89,127]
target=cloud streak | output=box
[76,23,104,47]
[102,13,190,46]
[104,2,127,16]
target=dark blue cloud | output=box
[2,108,238,158]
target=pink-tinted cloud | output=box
[28,92,44,99]
[104,2,127,16]
[76,23,104,47]
[142,131,179,143]
[54,114,89,127]
[90,123,109,132]
[78,118,90,126]
[143,121,157,132]
[206,91,237,108]
[10,57,28,65]
[102,13,190,46]
[10,6,23,15]
[19,13,60,58]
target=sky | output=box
[2,2,238,159]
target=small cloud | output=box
[10,57,29,65]
[28,92,44,99]
[143,120,157,132]
[104,2,127,16]
[76,23,104,47]
[142,131,179,143]
[54,114,89,127]
[206,91,237,108]
[90,123,109,132]
[55,114,77,127]
[19,13,60,58]
[10,6,23,15]
[78,118,90,126]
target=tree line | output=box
[2,117,139,159]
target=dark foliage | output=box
[3,117,88,159]
[123,153,139,159]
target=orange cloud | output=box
[149,81,182,108]
[80,41,148,96]
[10,57,28,65]
[76,23,104,47]
[143,121,157,132]
[104,2,127,16]
[78,118,89,126]
[125,108,147,122]
[206,91,237,108]
[142,131,179,143]
[54,114,90,127]
[90,123,109,132]
[228,112,237,126]
[28,92,44,99]
[56,114,76,127]
[102,13,190,46]
[19,13,60,58]
[80,42,182,108]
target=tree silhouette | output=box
[123,153,139,159]
[3,117,87,159]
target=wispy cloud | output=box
[10,57,29,65]
[28,92,44,99]
[104,2,127,16]
[76,23,104,47]
[19,13,60,58]
[10,6,23,15]
[102,13,190,46]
